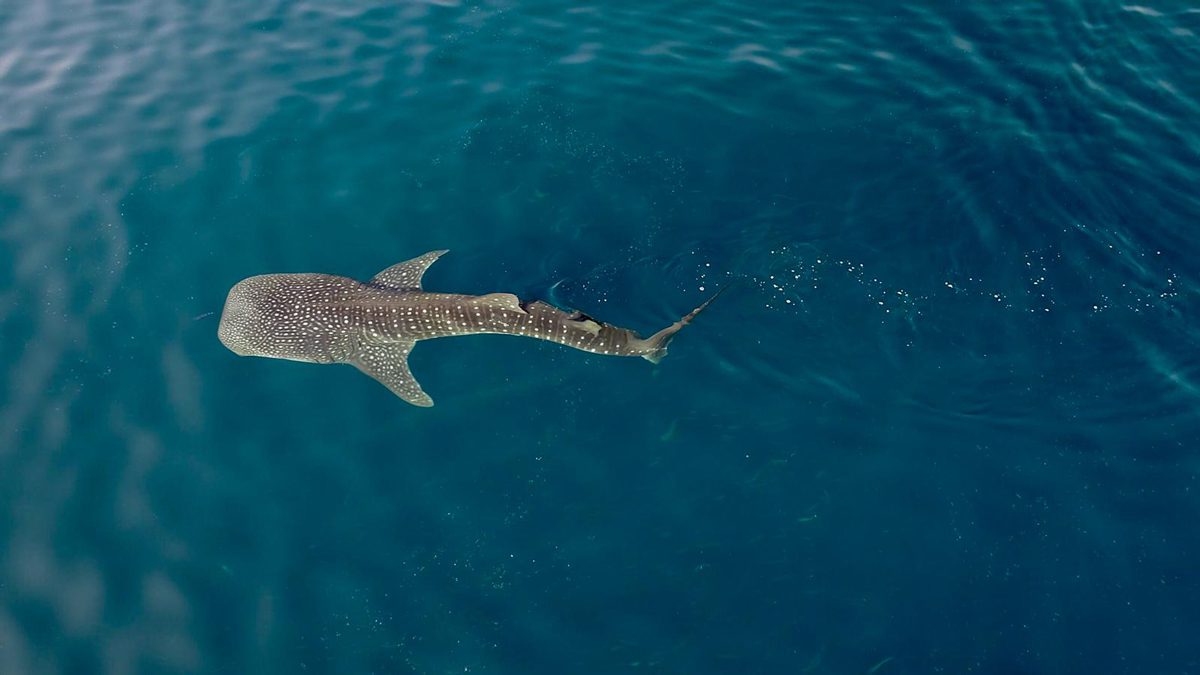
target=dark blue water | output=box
[3,1,1199,673]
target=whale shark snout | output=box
[217,279,257,356]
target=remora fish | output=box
[218,250,721,406]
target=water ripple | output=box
[2,0,1199,672]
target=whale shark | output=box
[218,250,721,406]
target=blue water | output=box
[2,1,1199,672]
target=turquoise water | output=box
[2,1,1199,672]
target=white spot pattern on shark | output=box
[218,250,722,406]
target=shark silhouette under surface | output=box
[218,250,720,406]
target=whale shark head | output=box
[218,273,357,364]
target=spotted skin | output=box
[218,250,718,406]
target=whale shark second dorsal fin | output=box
[475,292,528,314]
[370,249,450,290]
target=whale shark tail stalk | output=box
[640,286,728,364]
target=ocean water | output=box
[2,1,1199,673]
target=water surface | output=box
[2,1,1198,673]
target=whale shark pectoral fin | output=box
[369,249,450,291]
[475,292,528,314]
[349,340,434,407]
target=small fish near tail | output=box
[640,285,729,364]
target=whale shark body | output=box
[218,250,719,406]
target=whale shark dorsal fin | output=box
[370,249,449,291]
[475,292,528,314]
[569,318,602,335]
[349,340,434,407]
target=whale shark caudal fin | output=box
[348,340,434,407]
[641,286,728,364]
[369,249,450,291]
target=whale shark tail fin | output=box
[641,286,728,364]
